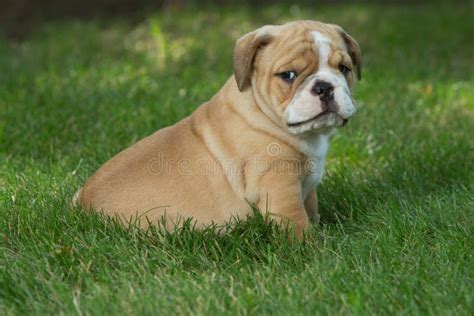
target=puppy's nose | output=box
[311,81,334,102]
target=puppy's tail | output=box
[71,188,83,207]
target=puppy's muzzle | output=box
[311,80,350,126]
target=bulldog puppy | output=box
[75,20,361,237]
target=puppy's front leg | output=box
[257,173,309,239]
[304,190,320,224]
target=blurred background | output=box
[1,0,466,38]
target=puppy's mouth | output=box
[287,110,348,128]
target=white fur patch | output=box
[313,32,331,69]
[311,31,356,120]
[300,133,330,198]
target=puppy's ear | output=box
[334,25,362,81]
[233,26,276,91]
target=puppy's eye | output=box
[339,64,351,76]
[278,71,297,83]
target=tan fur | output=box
[76,20,361,238]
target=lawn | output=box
[1,2,473,314]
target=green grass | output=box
[1,2,473,314]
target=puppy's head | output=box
[233,21,362,134]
